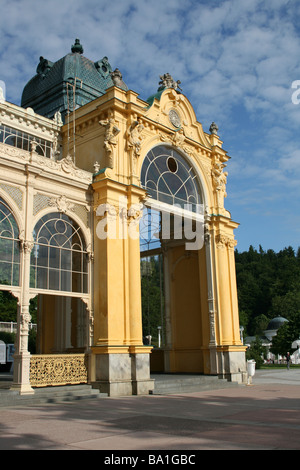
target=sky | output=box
[0,0,300,253]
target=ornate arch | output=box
[31,202,92,252]
[140,143,206,210]
[0,196,21,287]
[30,211,90,294]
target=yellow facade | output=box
[0,73,247,397]
[64,83,247,391]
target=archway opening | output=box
[28,212,91,387]
[140,145,206,374]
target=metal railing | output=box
[30,353,88,387]
[0,322,37,334]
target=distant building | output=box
[245,316,290,361]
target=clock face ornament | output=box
[168,109,181,128]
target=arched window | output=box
[30,212,88,293]
[140,145,202,211]
[0,197,20,286]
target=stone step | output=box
[0,384,107,407]
[150,374,240,395]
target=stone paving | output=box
[0,368,299,451]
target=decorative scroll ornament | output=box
[21,310,32,329]
[30,354,88,387]
[209,122,219,135]
[211,158,228,209]
[216,234,237,250]
[127,120,144,175]
[209,310,216,344]
[19,232,34,254]
[158,73,182,92]
[94,161,100,173]
[99,118,120,169]
[172,128,185,147]
[110,68,123,87]
[49,195,75,213]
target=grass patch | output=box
[261,363,300,369]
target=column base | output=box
[11,353,35,395]
[10,383,35,395]
[213,345,247,384]
[91,346,154,397]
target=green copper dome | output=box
[21,39,128,121]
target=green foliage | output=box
[141,255,164,345]
[0,294,37,323]
[0,291,18,321]
[28,328,37,354]
[246,336,265,369]
[0,331,15,344]
[235,245,300,337]
[270,321,300,357]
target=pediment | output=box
[145,88,211,149]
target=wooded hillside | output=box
[235,245,300,337]
[1,246,299,346]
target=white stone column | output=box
[11,240,34,394]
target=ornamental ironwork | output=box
[30,354,88,387]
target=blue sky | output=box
[0,0,300,252]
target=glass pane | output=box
[159,192,174,206]
[61,249,72,271]
[49,246,60,269]
[31,212,88,293]
[0,239,13,262]
[72,271,81,292]
[72,251,82,272]
[36,267,48,289]
[36,245,48,267]
[30,266,37,288]
[82,273,88,293]
[0,199,20,287]
[12,263,19,286]
[0,261,12,285]
[140,145,202,208]
[61,270,71,292]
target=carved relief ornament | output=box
[211,157,228,209]
[99,118,120,169]
[127,120,145,176]
[49,195,75,213]
[216,234,237,250]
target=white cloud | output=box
[0,0,299,250]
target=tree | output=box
[141,255,164,344]
[0,291,17,321]
[251,314,269,336]
[246,336,265,369]
[235,245,300,337]
[270,321,299,357]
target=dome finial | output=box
[71,38,83,54]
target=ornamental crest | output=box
[158,73,182,92]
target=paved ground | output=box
[0,368,300,451]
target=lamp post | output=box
[157,326,162,348]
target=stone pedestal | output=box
[91,346,154,396]
[11,352,34,395]
[215,346,247,384]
